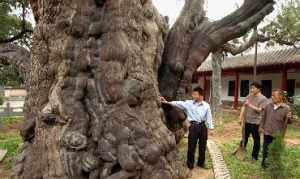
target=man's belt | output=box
[190,121,205,125]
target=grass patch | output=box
[214,111,239,135]
[222,112,238,124]
[0,116,23,127]
[286,122,300,139]
[0,133,22,169]
[215,124,225,134]
[0,118,22,173]
[220,140,300,179]
[0,133,22,158]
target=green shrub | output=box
[265,135,288,179]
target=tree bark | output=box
[13,0,275,178]
[13,0,187,179]
[211,51,223,121]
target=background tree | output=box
[261,0,300,47]
[210,51,223,121]
[7,0,275,179]
[0,43,30,87]
[0,0,33,46]
[0,63,22,86]
[0,0,32,87]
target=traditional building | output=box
[0,87,26,116]
[196,48,300,109]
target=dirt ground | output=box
[211,121,241,143]
[210,110,300,147]
[190,167,214,179]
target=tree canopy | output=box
[0,0,33,46]
[0,0,32,87]
[0,63,23,86]
[262,0,300,47]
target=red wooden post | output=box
[233,72,239,110]
[281,68,287,91]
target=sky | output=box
[152,0,280,26]
[152,0,243,25]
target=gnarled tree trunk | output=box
[12,0,275,178]
[13,1,186,179]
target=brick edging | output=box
[207,140,231,179]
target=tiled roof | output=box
[197,48,300,72]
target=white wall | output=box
[4,89,26,97]
[0,99,24,108]
[1,89,26,109]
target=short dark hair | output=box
[250,81,262,91]
[192,86,204,96]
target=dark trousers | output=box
[187,121,207,169]
[262,135,274,167]
[242,122,261,160]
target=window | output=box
[287,79,295,97]
[228,81,235,96]
[261,80,272,98]
[240,80,249,97]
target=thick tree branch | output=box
[224,34,298,55]
[159,0,275,100]
[223,30,269,55]
[29,0,39,22]
[207,0,275,48]
[176,0,275,98]
[0,29,33,44]
[159,0,206,99]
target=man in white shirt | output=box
[161,86,214,170]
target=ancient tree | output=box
[11,0,274,178]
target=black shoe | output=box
[187,165,194,170]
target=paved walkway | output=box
[207,139,231,179]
